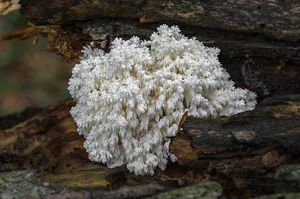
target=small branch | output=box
[0,25,56,41]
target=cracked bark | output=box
[17,0,300,98]
[1,95,300,197]
[1,1,300,198]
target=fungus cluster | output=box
[68,25,256,175]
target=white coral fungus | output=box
[68,25,256,175]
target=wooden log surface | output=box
[1,1,300,197]
[75,19,300,98]
[171,94,300,194]
[1,94,300,197]
[20,0,300,42]
[14,1,300,97]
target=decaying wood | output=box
[1,95,300,197]
[20,0,300,42]
[1,1,300,197]
[171,94,300,194]
[75,19,300,97]
[3,19,298,97]
[14,1,300,97]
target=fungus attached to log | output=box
[68,25,256,175]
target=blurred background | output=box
[0,10,72,116]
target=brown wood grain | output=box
[1,95,300,195]
[20,0,300,42]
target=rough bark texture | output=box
[75,18,300,98]
[1,1,300,198]
[171,94,300,194]
[1,95,300,198]
[20,0,300,42]
[17,0,300,98]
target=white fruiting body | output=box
[68,25,257,175]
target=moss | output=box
[0,170,47,199]
[40,169,109,189]
[149,181,222,199]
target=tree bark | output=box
[1,95,300,196]
[20,0,300,42]
[17,0,300,98]
[1,1,300,198]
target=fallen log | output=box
[1,95,300,197]
[75,18,300,97]
[1,1,300,197]
[15,1,300,97]
[171,94,300,194]
[20,0,300,42]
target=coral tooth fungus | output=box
[68,25,256,175]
